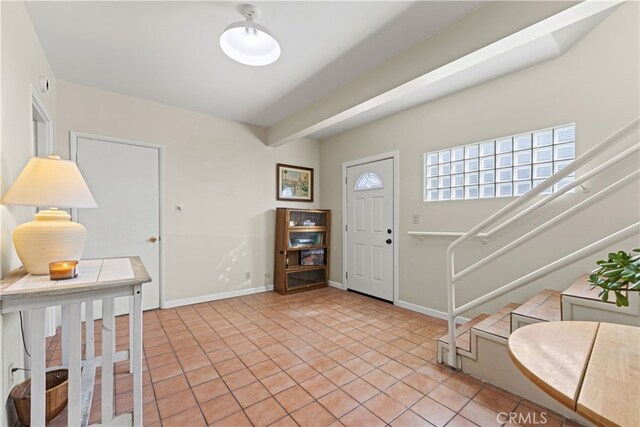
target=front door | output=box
[346,158,394,301]
[74,135,161,314]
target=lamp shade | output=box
[1,156,97,209]
[2,155,97,274]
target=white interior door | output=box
[74,136,161,314]
[346,158,394,301]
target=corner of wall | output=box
[1,1,58,425]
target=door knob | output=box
[386,239,392,244]
[149,236,158,243]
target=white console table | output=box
[0,257,151,427]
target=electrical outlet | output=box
[412,214,420,225]
[265,272,272,278]
[245,272,251,280]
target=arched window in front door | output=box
[354,172,383,191]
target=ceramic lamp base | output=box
[13,209,87,275]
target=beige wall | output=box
[319,1,640,317]
[56,81,319,303]
[0,1,58,424]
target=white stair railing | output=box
[442,118,640,368]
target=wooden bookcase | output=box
[274,208,331,294]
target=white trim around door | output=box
[30,86,56,337]
[31,86,54,157]
[69,131,166,308]
[342,151,400,304]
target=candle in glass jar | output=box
[49,261,79,280]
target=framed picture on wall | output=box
[277,163,314,202]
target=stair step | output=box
[511,289,561,323]
[437,313,489,352]
[471,302,520,340]
[561,274,639,326]
[561,274,605,302]
[438,302,521,351]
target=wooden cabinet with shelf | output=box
[274,208,330,294]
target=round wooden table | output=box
[508,321,639,427]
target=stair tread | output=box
[562,274,608,302]
[438,302,520,351]
[471,302,520,339]
[512,289,561,322]
[437,313,489,352]
[454,313,489,334]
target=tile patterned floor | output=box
[44,287,581,426]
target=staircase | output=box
[419,120,640,421]
[436,275,640,420]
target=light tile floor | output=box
[45,287,582,426]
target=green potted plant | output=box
[588,249,640,307]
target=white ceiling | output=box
[26,1,483,128]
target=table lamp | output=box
[1,155,97,274]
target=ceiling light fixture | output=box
[219,4,281,66]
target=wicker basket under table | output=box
[9,369,68,426]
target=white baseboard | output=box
[328,280,346,290]
[163,284,274,309]
[397,300,469,324]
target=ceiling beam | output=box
[266,0,622,147]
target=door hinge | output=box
[345,177,347,185]
[345,224,348,232]
[345,272,348,279]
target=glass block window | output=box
[424,124,575,202]
[354,172,383,191]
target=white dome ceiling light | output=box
[219,4,281,66]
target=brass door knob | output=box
[149,236,158,243]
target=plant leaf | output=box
[615,292,629,307]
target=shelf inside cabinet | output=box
[286,247,326,269]
[286,267,325,285]
[287,280,326,290]
[287,244,326,251]
[289,231,325,247]
[286,265,326,273]
[288,226,327,231]
[288,210,327,227]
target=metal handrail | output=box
[483,143,639,238]
[448,119,639,251]
[410,145,639,243]
[452,223,639,316]
[454,171,640,282]
[444,118,640,368]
